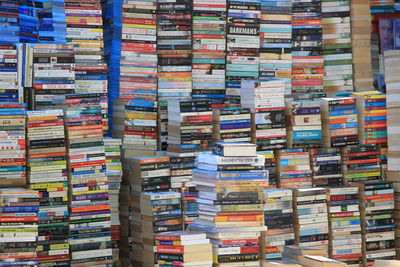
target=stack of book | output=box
[0,102,27,187]
[241,80,286,151]
[104,137,123,264]
[55,93,112,266]
[259,0,292,96]
[291,0,324,100]
[341,144,381,185]
[282,245,327,263]
[154,231,213,266]
[394,182,400,259]
[258,150,277,187]
[310,147,342,187]
[212,108,252,142]
[285,100,322,148]
[0,188,40,266]
[350,181,396,265]
[18,4,40,43]
[353,91,387,145]
[191,0,226,100]
[321,97,359,147]
[0,44,22,102]
[225,0,261,105]
[140,192,183,266]
[112,98,158,157]
[37,0,67,44]
[32,44,76,110]
[321,0,353,95]
[293,188,329,249]
[0,2,20,44]
[26,109,69,266]
[190,143,268,266]
[158,101,168,150]
[327,187,362,266]
[262,189,295,261]
[380,143,388,179]
[276,149,312,188]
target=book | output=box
[213,142,257,157]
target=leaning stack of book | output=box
[341,144,381,185]
[55,93,112,266]
[350,180,396,265]
[26,109,69,266]
[293,188,329,249]
[154,231,213,266]
[0,44,22,102]
[327,187,362,266]
[0,188,40,266]
[212,108,252,142]
[321,97,359,147]
[241,79,286,151]
[310,147,342,187]
[190,143,268,266]
[262,189,295,261]
[0,102,27,187]
[140,192,183,266]
[353,91,387,145]
[276,149,312,188]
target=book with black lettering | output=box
[310,147,342,187]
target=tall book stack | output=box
[262,189,295,261]
[26,109,69,266]
[225,0,261,105]
[291,0,324,100]
[32,44,76,110]
[350,181,396,265]
[350,0,373,91]
[0,102,27,187]
[293,188,329,249]
[190,143,268,267]
[380,144,388,179]
[285,100,322,148]
[327,187,362,266]
[321,0,353,96]
[154,231,212,266]
[55,93,112,266]
[394,182,400,259]
[37,0,67,44]
[104,138,123,264]
[241,80,286,151]
[0,44,22,102]
[276,148,312,188]
[18,4,40,43]
[353,91,387,145]
[321,97,359,147]
[140,192,183,266]
[310,147,342,187]
[212,108,252,142]
[341,144,381,185]
[258,150,277,187]
[259,0,292,96]
[191,0,226,100]
[112,98,157,157]
[0,1,20,44]
[0,188,40,266]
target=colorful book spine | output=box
[276,148,312,188]
[310,147,342,187]
[213,108,252,143]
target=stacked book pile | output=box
[18,4,40,43]
[190,143,268,267]
[32,44,76,110]
[293,188,329,249]
[112,98,158,157]
[241,80,286,151]
[380,144,388,179]
[262,189,295,261]
[291,0,324,100]
[282,245,327,263]
[225,0,261,105]
[0,1,20,44]
[191,0,226,100]
[341,144,381,185]
[26,109,69,266]
[154,231,213,266]
[321,97,359,147]
[259,0,292,96]
[285,100,322,148]
[0,188,40,266]
[321,0,353,95]
[394,182,400,259]
[56,93,112,266]
[37,0,67,44]
[351,180,396,265]
[212,108,252,142]
[310,147,342,187]
[353,91,387,145]
[327,187,362,266]
[104,138,123,264]
[0,102,27,187]
[140,192,183,266]
[276,148,312,188]
[258,150,277,187]
[0,44,22,102]
[158,101,168,150]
